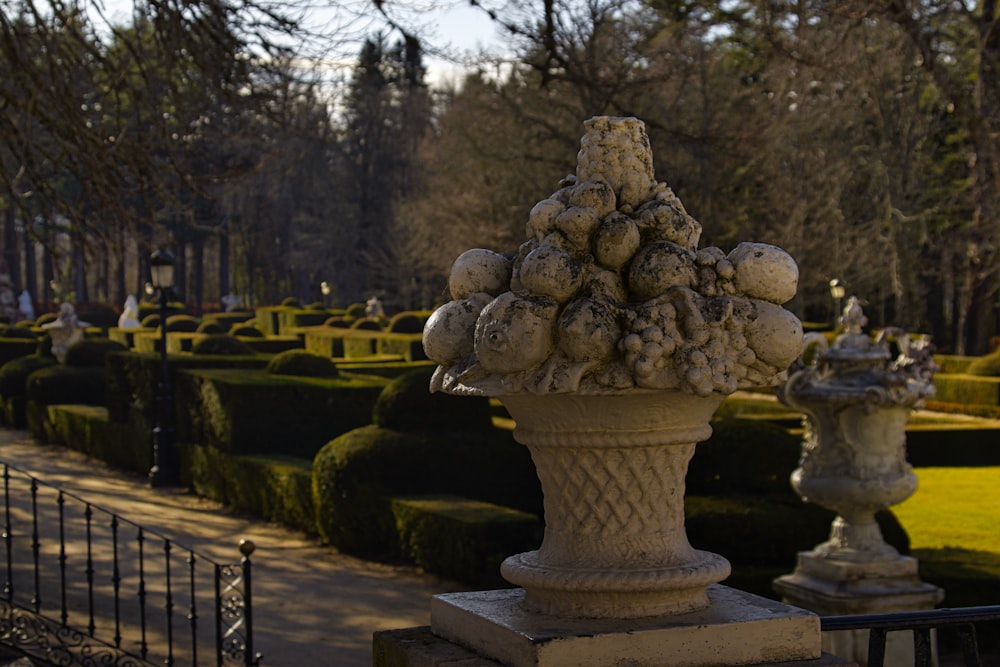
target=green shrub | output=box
[26,365,108,441]
[686,496,907,570]
[345,303,366,320]
[689,418,802,495]
[15,320,35,328]
[391,495,541,586]
[186,448,315,534]
[175,368,386,458]
[372,366,491,431]
[231,325,265,338]
[967,351,1000,376]
[191,334,255,356]
[35,313,58,327]
[27,366,107,406]
[0,326,37,339]
[312,425,541,556]
[0,338,42,370]
[76,303,118,329]
[386,312,424,334]
[932,374,1000,406]
[64,339,128,368]
[351,317,382,331]
[196,321,225,334]
[265,350,338,378]
[0,354,57,427]
[163,314,199,332]
[324,317,350,328]
[280,297,302,308]
[104,350,269,426]
[141,313,161,328]
[308,302,326,310]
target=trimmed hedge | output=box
[0,339,41,368]
[192,334,255,355]
[104,350,269,427]
[175,368,387,457]
[932,373,1000,406]
[26,365,108,442]
[967,351,1000,376]
[372,366,491,431]
[200,312,254,332]
[935,355,975,375]
[64,339,127,367]
[391,495,541,586]
[311,425,541,557]
[187,447,315,534]
[0,354,58,427]
[265,350,338,378]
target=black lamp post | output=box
[149,249,179,487]
[829,278,846,329]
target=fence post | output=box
[239,539,256,667]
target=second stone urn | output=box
[423,116,806,623]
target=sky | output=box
[94,0,509,87]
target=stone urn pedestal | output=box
[773,303,943,666]
[426,391,828,667]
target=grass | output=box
[893,467,1000,608]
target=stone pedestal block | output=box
[420,585,828,667]
[774,552,943,666]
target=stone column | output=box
[773,302,943,665]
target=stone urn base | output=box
[424,586,826,667]
[774,552,944,666]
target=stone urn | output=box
[777,298,937,563]
[423,116,805,621]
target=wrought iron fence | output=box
[822,605,1000,667]
[0,461,260,667]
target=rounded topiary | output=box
[967,351,1000,377]
[163,314,199,332]
[196,321,224,334]
[231,325,265,338]
[350,317,382,331]
[0,326,37,339]
[387,312,424,334]
[35,313,58,327]
[63,339,127,368]
[372,366,492,432]
[281,297,302,308]
[141,313,161,328]
[0,354,57,399]
[308,301,327,310]
[191,334,255,356]
[324,317,350,328]
[15,320,35,328]
[345,303,366,320]
[265,350,338,378]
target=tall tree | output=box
[339,32,433,302]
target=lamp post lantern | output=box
[320,281,331,309]
[149,249,179,487]
[829,278,846,328]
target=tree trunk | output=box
[3,207,20,292]
[192,239,204,315]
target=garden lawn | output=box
[893,466,1000,607]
